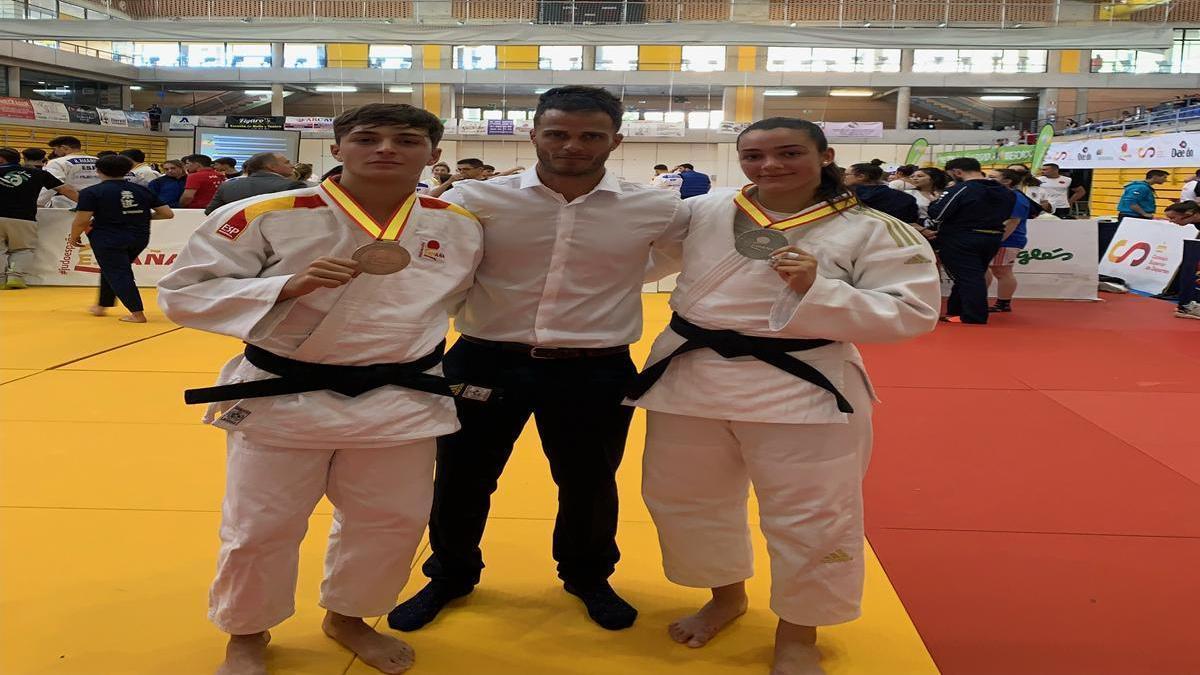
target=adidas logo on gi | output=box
[904,254,933,265]
[821,549,854,564]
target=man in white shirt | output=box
[1039,163,1086,218]
[39,135,99,207]
[650,163,682,191]
[1181,169,1199,203]
[389,85,688,635]
[120,148,161,186]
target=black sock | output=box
[564,581,638,630]
[386,580,473,632]
[995,299,1011,307]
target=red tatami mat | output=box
[866,528,1200,675]
[862,295,1199,675]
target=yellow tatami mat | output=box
[0,287,938,675]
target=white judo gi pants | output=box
[209,432,435,635]
[642,372,873,627]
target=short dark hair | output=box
[481,164,495,171]
[119,149,146,163]
[22,148,46,162]
[913,166,950,191]
[243,152,280,174]
[653,164,668,171]
[849,163,885,182]
[945,157,983,173]
[48,135,82,149]
[1041,163,1060,170]
[679,163,695,171]
[182,154,213,166]
[0,147,20,164]
[894,164,918,177]
[1146,169,1170,179]
[736,117,847,209]
[96,150,117,158]
[321,164,343,181]
[96,154,135,178]
[213,156,237,168]
[456,158,484,169]
[161,159,183,170]
[1165,200,1200,215]
[534,85,624,131]
[332,103,444,146]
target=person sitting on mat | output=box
[69,154,173,323]
[157,103,484,675]
[626,117,940,674]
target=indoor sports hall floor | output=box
[1,288,1196,675]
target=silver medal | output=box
[734,229,789,260]
[352,241,411,275]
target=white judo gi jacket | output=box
[634,188,941,425]
[158,181,483,448]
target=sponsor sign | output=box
[1046,131,1200,169]
[1179,239,1200,307]
[66,104,100,125]
[486,120,515,136]
[456,120,488,136]
[30,100,69,123]
[31,209,202,286]
[227,116,285,130]
[0,96,36,120]
[124,111,151,128]
[1098,217,1196,294]
[97,108,128,127]
[938,218,1099,300]
[904,138,929,165]
[822,121,884,139]
[284,116,334,130]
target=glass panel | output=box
[663,111,686,124]
[462,107,482,120]
[369,44,412,69]
[284,43,325,68]
[643,111,664,121]
[682,45,725,72]
[26,0,55,19]
[0,1,24,19]
[111,41,134,63]
[183,42,228,68]
[229,43,271,68]
[596,45,638,71]
[1177,30,1200,73]
[454,45,497,70]
[506,110,526,120]
[539,45,582,70]
[913,49,962,73]
[866,49,901,73]
[621,111,640,121]
[482,109,503,120]
[134,42,180,67]
[59,2,85,18]
[86,8,109,19]
[29,39,58,49]
[707,109,724,129]
[768,47,899,73]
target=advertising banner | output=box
[904,138,929,165]
[939,218,1099,300]
[1098,217,1195,294]
[456,120,487,135]
[227,116,285,130]
[1046,131,1200,169]
[66,104,99,125]
[0,96,36,120]
[124,111,151,128]
[822,121,884,139]
[1030,123,1055,170]
[284,116,334,130]
[1178,239,1200,307]
[30,100,69,123]
[97,108,128,127]
[486,120,515,136]
[168,115,197,130]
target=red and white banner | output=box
[1046,131,1199,169]
[0,96,35,120]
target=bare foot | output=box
[668,582,748,648]
[322,611,414,674]
[119,312,147,323]
[88,305,107,317]
[215,631,269,675]
[771,621,824,675]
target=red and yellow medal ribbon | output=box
[321,177,417,241]
[733,184,856,231]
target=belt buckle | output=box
[529,346,559,360]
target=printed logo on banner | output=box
[1172,140,1194,160]
[66,246,180,274]
[1107,239,1152,266]
[419,239,445,262]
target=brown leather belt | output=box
[459,335,630,360]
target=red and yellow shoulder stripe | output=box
[215,194,326,241]
[418,195,479,223]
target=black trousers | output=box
[90,230,149,312]
[423,338,637,589]
[940,231,1002,324]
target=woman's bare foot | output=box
[119,311,147,323]
[322,611,414,674]
[88,305,107,317]
[668,582,748,648]
[771,621,824,675]
[215,631,269,675]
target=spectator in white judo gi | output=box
[628,117,942,674]
[157,104,484,675]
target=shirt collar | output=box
[519,165,623,195]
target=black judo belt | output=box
[183,341,498,405]
[626,313,854,414]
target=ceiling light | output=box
[788,22,797,27]
[534,87,550,94]
[314,85,357,92]
[244,90,273,96]
[937,21,947,27]
[388,85,413,93]
[763,89,800,97]
[33,88,70,94]
[980,95,1028,101]
[129,85,142,90]
[830,89,873,97]
[862,21,871,27]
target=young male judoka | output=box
[157,103,484,675]
[628,117,942,674]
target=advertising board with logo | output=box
[1046,131,1199,169]
[938,218,1099,300]
[1098,217,1195,294]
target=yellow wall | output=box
[421,84,441,117]
[497,45,539,70]
[1089,168,1193,216]
[736,46,756,73]
[325,43,368,68]
[734,86,756,122]
[1059,50,1081,74]
[423,45,443,69]
[638,45,682,71]
[0,125,168,163]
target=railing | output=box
[1037,99,1200,137]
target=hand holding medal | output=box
[769,246,819,294]
[278,256,362,300]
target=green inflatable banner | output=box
[904,138,929,165]
[1030,123,1056,170]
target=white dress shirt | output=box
[1182,180,1198,203]
[1039,175,1072,209]
[443,167,688,347]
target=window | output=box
[596,45,638,71]
[229,43,271,68]
[369,44,412,69]
[766,47,900,73]
[284,43,325,68]
[1094,30,1200,74]
[0,1,24,19]
[621,111,641,121]
[687,110,724,129]
[1175,29,1200,74]
[506,110,528,120]
[86,8,109,19]
[681,45,725,72]
[454,45,497,70]
[482,109,503,120]
[914,49,1047,74]
[643,112,664,121]
[183,42,228,68]
[539,45,582,71]
[29,40,58,49]
[461,107,482,121]
[111,41,134,63]
[59,2,85,18]
[663,111,686,124]
[133,42,180,67]
[26,0,56,19]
